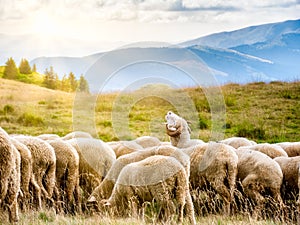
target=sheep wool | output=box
[107,155,196,224]
[220,137,256,149]
[62,131,93,140]
[14,136,56,206]
[0,127,21,222]
[238,143,288,158]
[134,135,161,148]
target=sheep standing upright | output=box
[47,139,81,214]
[105,155,196,224]
[14,136,56,208]
[0,127,21,222]
[165,111,204,148]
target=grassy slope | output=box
[0,78,299,143]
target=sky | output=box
[0,0,300,55]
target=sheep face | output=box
[165,111,190,137]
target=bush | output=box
[3,104,14,114]
[17,112,44,126]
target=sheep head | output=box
[165,111,185,137]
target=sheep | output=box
[105,155,196,224]
[111,141,143,158]
[165,111,204,148]
[37,133,60,141]
[62,131,93,140]
[87,145,191,208]
[0,127,21,223]
[277,142,300,157]
[66,138,116,198]
[134,136,161,148]
[235,148,284,215]
[187,142,238,214]
[10,138,34,211]
[220,137,256,149]
[13,136,56,208]
[238,143,288,158]
[47,139,81,214]
[274,156,300,202]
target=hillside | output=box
[0,78,299,143]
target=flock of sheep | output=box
[1,111,300,224]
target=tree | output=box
[77,74,89,93]
[3,57,18,80]
[43,66,57,89]
[68,72,77,92]
[60,74,71,92]
[19,58,32,74]
[32,63,37,73]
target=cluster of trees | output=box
[2,57,89,93]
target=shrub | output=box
[17,112,44,126]
[3,104,14,114]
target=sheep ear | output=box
[187,120,192,125]
[187,125,192,134]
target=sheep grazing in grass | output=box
[274,156,300,202]
[187,142,238,215]
[277,142,300,157]
[105,155,196,225]
[47,139,81,214]
[165,111,204,148]
[110,141,143,158]
[220,137,256,149]
[66,138,116,198]
[0,127,21,223]
[134,136,161,148]
[238,143,288,159]
[10,138,34,211]
[87,145,191,208]
[62,131,93,140]
[235,148,284,214]
[13,136,56,208]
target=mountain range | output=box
[2,19,300,92]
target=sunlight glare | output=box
[33,12,60,36]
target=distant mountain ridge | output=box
[27,18,300,91]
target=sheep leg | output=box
[185,191,197,225]
[44,163,56,201]
[211,178,232,215]
[30,175,42,210]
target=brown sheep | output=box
[14,136,56,208]
[105,155,196,224]
[47,139,81,214]
[0,127,21,223]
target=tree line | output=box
[2,57,89,93]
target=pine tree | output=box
[61,74,71,92]
[78,74,89,93]
[43,66,57,89]
[19,58,32,74]
[3,57,18,80]
[68,72,77,92]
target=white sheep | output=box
[187,142,238,214]
[66,138,116,198]
[105,155,196,224]
[0,127,21,223]
[37,133,60,141]
[87,145,191,208]
[110,140,143,158]
[134,136,161,148]
[14,136,56,208]
[277,142,300,157]
[47,139,81,214]
[274,156,300,203]
[238,143,288,158]
[220,137,256,149]
[165,111,204,148]
[236,148,284,214]
[62,131,93,140]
